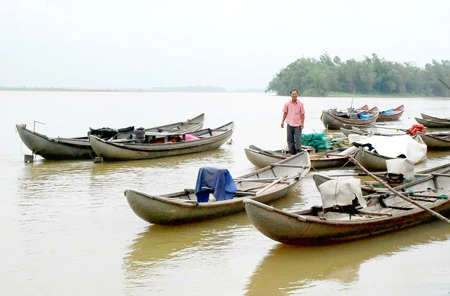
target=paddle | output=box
[324,170,391,177]
[348,156,450,225]
[249,145,280,156]
[371,125,408,132]
[255,177,285,195]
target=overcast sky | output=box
[1,0,449,90]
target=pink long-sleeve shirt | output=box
[283,100,305,127]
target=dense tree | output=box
[266,54,450,97]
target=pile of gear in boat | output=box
[301,133,348,152]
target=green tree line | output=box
[267,53,450,97]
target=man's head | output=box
[290,89,298,100]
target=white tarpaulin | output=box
[348,134,427,164]
[317,178,367,209]
[386,158,415,181]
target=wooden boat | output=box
[414,117,450,128]
[341,126,370,137]
[124,151,311,225]
[90,121,234,161]
[244,164,450,246]
[378,105,404,121]
[416,131,450,150]
[15,113,205,160]
[363,105,404,122]
[420,113,450,122]
[321,107,379,129]
[351,134,427,171]
[340,126,404,137]
[244,144,355,170]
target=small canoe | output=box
[416,131,450,150]
[415,117,450,128]
[321,107,379,129]
[244,145,355,170]
[340,126,404,137]
[16,113,205,160]
[244,165,450,246]
[90,121,234,161]
[420,113,450,122]
[124,151,311,225]
[350,134,427,171]
[375,105,404,122]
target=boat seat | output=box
[234,190,256,197]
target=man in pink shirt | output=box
[281,89,305,155]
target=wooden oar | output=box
[349,156,450,225]
[364,189,437,199]
[234,177,285,182]
[371,125,408,132]
[272,164,310,168]
[249,145,279,156]
[255,177,285,195]
[325,172,387,177]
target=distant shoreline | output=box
[0,86,266,93]
[0,87,437,98]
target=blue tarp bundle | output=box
[381,109,395,115]
[194,167,237,202]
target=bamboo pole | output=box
[348,156,450,225]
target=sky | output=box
[1,0,449,90]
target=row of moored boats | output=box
[15,108,450,246]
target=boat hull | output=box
[321,109,379,129]
[16,113,205,160]
[245,173,450,245]
[420,113,450,122]
[91,122,234,161]
[124,151,311,225]
[352,147,393,171]
[244,145,352,170]
[16,124,94,160]
[415,117,450,128]
[416,132,450,149]
[245,197,450,245]
[376,105,404,122]
[350,135,427,170]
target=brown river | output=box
[1,91,450,295]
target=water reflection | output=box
[90,147,235,176]
[89,147,253,198]
[18,160,94,199]
[245,221,450,296]
[122,213,253,295]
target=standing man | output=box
[281,89,305,155]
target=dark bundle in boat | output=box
[89,126,135,139]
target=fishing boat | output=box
[321,107,379,129]
[124,151,310,225]
[15,113,205,160]
[351,134,427,171]
[415,115,450,128]
[376,105,405,121]
[416,131,450,150]
[244,161,450,246]
[340,126,405,137]
[90,121,234,161]
[244,144,355,170]
[420,113,450,122]
[361,105,404,122]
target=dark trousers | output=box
[287,124,302,154]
